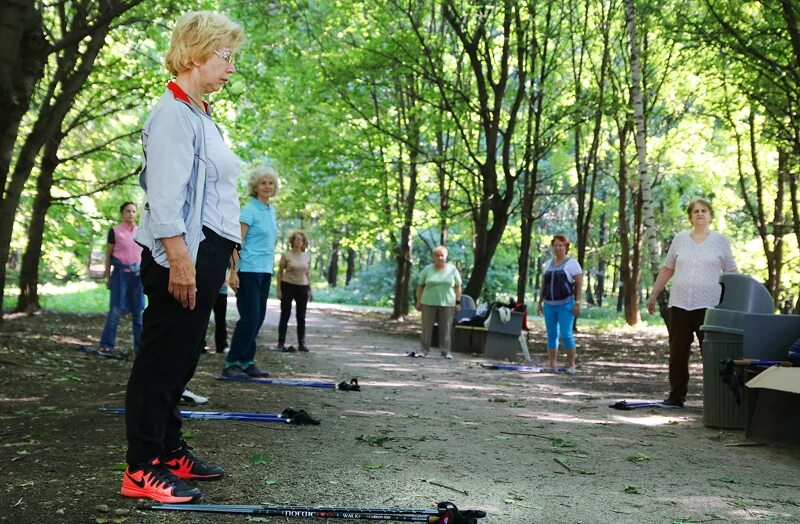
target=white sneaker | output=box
[444,353,453,359]
[180,388,209,405]
[565,367,576,375]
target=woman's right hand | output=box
[415,301,422,311]
[229,272,240,293]
[537,302,543,315]
[277,287,282,300]
[646,297,657,314]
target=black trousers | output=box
[125,227,234,465]
[198,292,228,352]
[667,306,707,403]
[277,282,309,345]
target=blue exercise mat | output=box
[216,377,336,388]
[481,363,566,372]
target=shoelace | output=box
[142,460,181,489]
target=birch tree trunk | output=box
[624,0,663,319]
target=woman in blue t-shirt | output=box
[537,234,583,374]
[222,166,279,379]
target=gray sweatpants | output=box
[420,304,454,353]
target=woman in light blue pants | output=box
[537,234,583,373]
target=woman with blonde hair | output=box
[123,11,244,503]
[222,166,279,378]
[276,230,313,351]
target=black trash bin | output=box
[700,274,773,429]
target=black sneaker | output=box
[160,441,224,481]
[661,398,684,408]
[120,458,201,503]
[242,364,269,378]
[298,344,309,352]
[221,365,249,379]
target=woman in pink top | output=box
[647,198,737,407]
[99,202,144,355]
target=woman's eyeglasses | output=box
[214,50,234,64]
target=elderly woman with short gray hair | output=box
[222,166,279,379]
[414,245,462,359]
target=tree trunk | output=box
[595,211,608,307]
[392,225,413,319]
[422,1,528,299]
[516,1,555,304]
[585,271,595,305]
[327,241,340,287]
[345,247,355,286]
[0,1,45,320]
[0,0,45,184]
[465,171,512,299]
[625,0,662,323]
[573,0,613,271]
[0,1,142,320]
[16,132,60,313]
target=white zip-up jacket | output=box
[134,82,209,268]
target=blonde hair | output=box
[288,230,309,251]
[248,165,280,197]
[165,11,245,77]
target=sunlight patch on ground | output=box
[589,361,668,369]
[0,397,44,404]
[525,412,610,424]
[437,382,503,392]
[651,494,789,522]
[360,381,418,387]
[348,362,424,372]
[560,390,597,397]
[342,409,396,417]
[610,413,698,426]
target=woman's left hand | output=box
[168,253,197,310]
[572,302,581,317]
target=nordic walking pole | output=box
[217,376,336,388]
[139,501,487,522]
[100,408,289,422]
[143,505,430,521]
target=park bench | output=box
[452,300,531,361]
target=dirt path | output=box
[1,303,799,523]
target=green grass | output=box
[4,281,107,314]
[3,280,667,332]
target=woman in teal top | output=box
[222,166,279,379]
[414,245,462,359]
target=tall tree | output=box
[625,0,661,300]
[570,0,614,272]
[409,0,532,298]
[0,0,144,319]
[516,0,568,302]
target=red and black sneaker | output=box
[120,458,201,503]
[160,441,224,481]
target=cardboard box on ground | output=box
[745,367,800,442]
